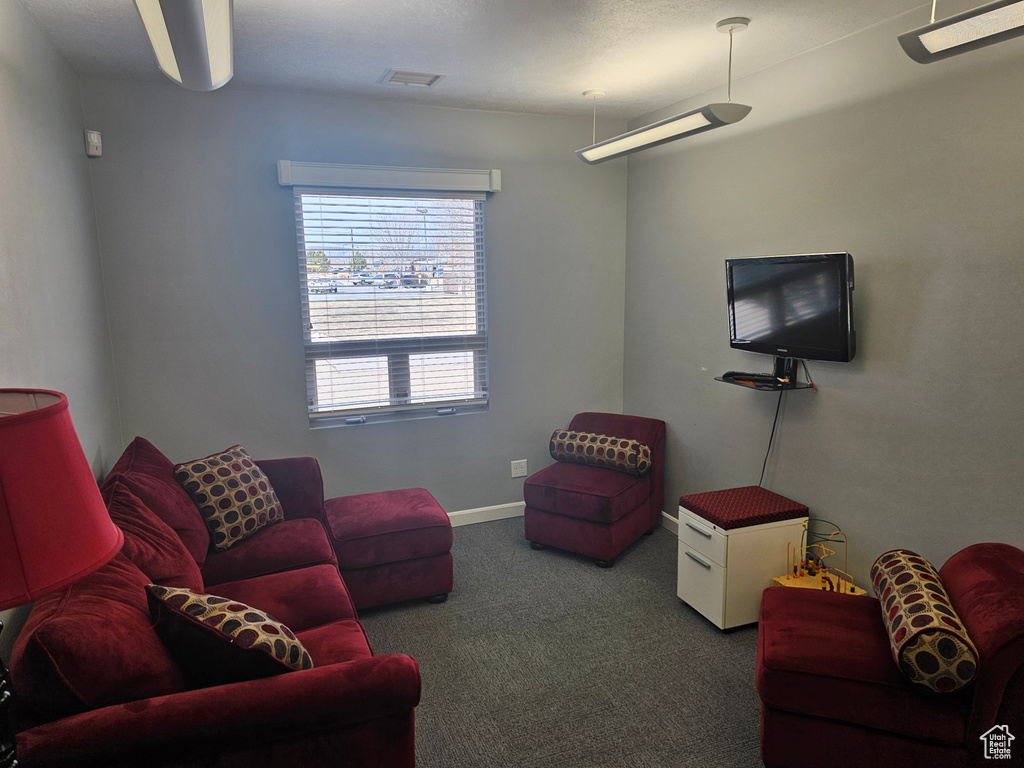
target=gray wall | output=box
[0,0,121,656]
[8,0,1021,613]
[623,12,1024,583]
[80,79,629,511]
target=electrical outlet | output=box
[511,459,528,478]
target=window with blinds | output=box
[293,191,488,426]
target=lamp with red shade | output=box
[0,390,124,767]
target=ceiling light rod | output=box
[576,17,752,165]
[583,89,606,144]
[723,18,740,101]
[134,0,234,91]
[899,0,1024,63]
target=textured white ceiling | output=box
[18,0,945,119]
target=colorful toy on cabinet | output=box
[774,520,867,596]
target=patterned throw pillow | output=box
[549,430,652,476]
[173,445,284,552]
[146,584,313,687]
[870,549,979,693]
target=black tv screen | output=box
[726,253,856,363]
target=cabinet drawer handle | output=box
[685,551,713,569]
[685,521,713,538]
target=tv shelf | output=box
[715,376,812,392]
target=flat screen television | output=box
[725,252,856,364]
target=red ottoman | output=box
[325,488,453,610]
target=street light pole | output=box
[417,207,429,285]
[417,208,429,248]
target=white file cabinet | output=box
[677,504,807,630]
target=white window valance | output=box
[277,160,501,194]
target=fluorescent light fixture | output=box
[577,17,752,164]
[899,0,1024,63]
[577,102,752,164]
[134,0,234,91]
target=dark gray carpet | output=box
[358,518,764,768]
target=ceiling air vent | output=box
[379,68,446,87]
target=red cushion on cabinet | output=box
[679,485,807,530]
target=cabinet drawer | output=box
[676,541,726,629]
[678,508,727,566]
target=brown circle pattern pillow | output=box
[146,584,312,686]
[173,445,283,552]
[870,549,978,693]
[549,430,652,476]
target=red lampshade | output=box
[0,390,123,609]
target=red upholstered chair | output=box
[756,543,1024,768]
[523,412,666,567]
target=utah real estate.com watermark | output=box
[981,725,1015,760]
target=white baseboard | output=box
[448,501,526,528]
[660,510,678,536]
[448,503,678,533]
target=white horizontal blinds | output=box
[295,191,488,425]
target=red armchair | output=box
[523,412,666,567]
[757,542,1024,768]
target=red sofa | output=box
[10,437,420,768]
[757,542,1024,768]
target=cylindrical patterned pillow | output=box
[870,549,979,693]
[549,430,652,476]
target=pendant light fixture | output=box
[899,0,1024,63]
[134,0,234,91]
[577,17,752,165]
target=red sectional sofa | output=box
[10,437,420,768]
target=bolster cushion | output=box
[548,430,651,476]
[870,548,979,693]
